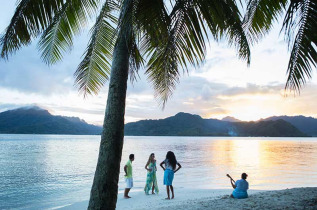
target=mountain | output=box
[125,112,230,136]
[0,106,102,135]
[232,119,307,137]
[1,107,314,136]
[263,116,317,137]
[222,116,241,122]
[125,112,308,137]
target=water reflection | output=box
[1,135,317,210]
[255,140,317,188]
[198,138,317,189]
[120,137,317,191]
[0,135,100,209]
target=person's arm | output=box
[160,161,165,171]
[145,162,151,172]
[174,162,182,173]
[124,165,128,176]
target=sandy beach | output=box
[62,187,317,209]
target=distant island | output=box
[125,112,317,137]
[0,106,102,135]
[0,107,316,136]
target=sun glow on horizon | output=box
[202,92,281,121]
[229,104,278,121]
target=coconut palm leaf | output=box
[38,0,98,64]
[208,0,251,64]
[244,0,317,92]
[74,0,118,96]
[0,0,65,59]
[133,0,170,82]
[243,0,287,43]
[146,0,251,106]
[284,0,317,92]
[116,0,170,82]
[145,0,208,106]
[133,0,170,44]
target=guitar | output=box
[226,174,235,182]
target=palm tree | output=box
[0,0,251,209]
[243,0,317,92]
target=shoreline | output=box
[60,187,317,210]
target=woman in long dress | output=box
[144,153,159,195]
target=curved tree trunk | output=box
[88,34,130,210]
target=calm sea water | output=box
[0,135,317,209]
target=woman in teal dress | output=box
[144,153,159,195]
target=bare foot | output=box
[171,196,174,199]
[152,191,155,194]
[124,196,131,199]
[165,197,170,200]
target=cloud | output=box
[1,2,317,125]
[221,83,284,96]
[0,3,93,96]
[260,48,275,55]
[0,2,16,31]
[0,103,25,112]
[0,33,92,95]
[51,106,105,116]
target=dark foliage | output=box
[0,106,102,134]
[264,116,317,137]
[1,109,313,137]
[125,112,309,137]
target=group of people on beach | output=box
[123,151,248,200]
[124,151,181,200]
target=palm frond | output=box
[243,0,287,43]
[38,0,99,64]
[145,0,208,107]
[133,0,170,50]
[146,0,251,106]
[201,0,251,64]
[284,0,317,92]
[0,0,65,59]
[74,0,118,96]
[128,0,170,82]
[225,0,251,64]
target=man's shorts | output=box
[125,177,133,189]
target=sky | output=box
[0,1,316,125]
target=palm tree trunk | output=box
[88,34,130,210]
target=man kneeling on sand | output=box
[227,173,249,199]
[124,154,134,198]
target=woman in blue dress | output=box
[227,173,249,199]
[160,151,182,200]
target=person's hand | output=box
[148,168,152,172]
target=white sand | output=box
[61,187,317,209]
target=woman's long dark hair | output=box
[166,151,177,170]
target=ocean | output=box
[1,134,317,209]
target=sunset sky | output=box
[1,1,316,125]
